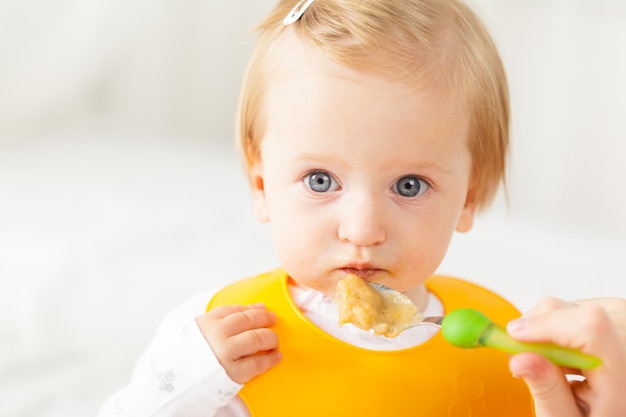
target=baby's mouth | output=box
[341,267,381,280]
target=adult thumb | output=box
[509,353,583,417]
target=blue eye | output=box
[305,171,338,193]
[394,176,429,197]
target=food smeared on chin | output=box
[335,274,423,338]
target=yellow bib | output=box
[207,268,535,416]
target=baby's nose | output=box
[337,197,386,247]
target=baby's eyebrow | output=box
[288,152,338,165]
[393,161,455,176]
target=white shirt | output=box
[97,284,443,417]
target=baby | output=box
[98,1,626,416]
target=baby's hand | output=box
[507,297,626,417]
[196,304,281,384]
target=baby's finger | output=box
[227,327,280,359]
[229,350,283,384]
[220,308,278,337]
[509,352,583,417]
[205,303,267,320]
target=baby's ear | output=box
[249,161,270,223]
[455,191,476,233]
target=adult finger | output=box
[508,303,626,415]
[509,352,583,417]
[571,298,626,341]
[523,297,576,317]
[507,304,622,368]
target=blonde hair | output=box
[237,0,509,211]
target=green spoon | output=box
[368,282,601,369]
[440,308,601,370]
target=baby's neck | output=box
[401,284,429,313]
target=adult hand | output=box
[507,297,626,417]
[197,304,281,384]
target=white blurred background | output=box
[1,1,625,416]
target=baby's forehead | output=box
[264,29,463,105]
[259,41,471,154]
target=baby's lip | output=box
[340,265,384,280]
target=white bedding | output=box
[2,130,625,417]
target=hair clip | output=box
[283,0,316,25]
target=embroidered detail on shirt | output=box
[157,369,176,393]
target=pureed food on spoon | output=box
[335,274,423,338]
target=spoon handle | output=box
[440,308,601,370]
[480,322,602,370]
